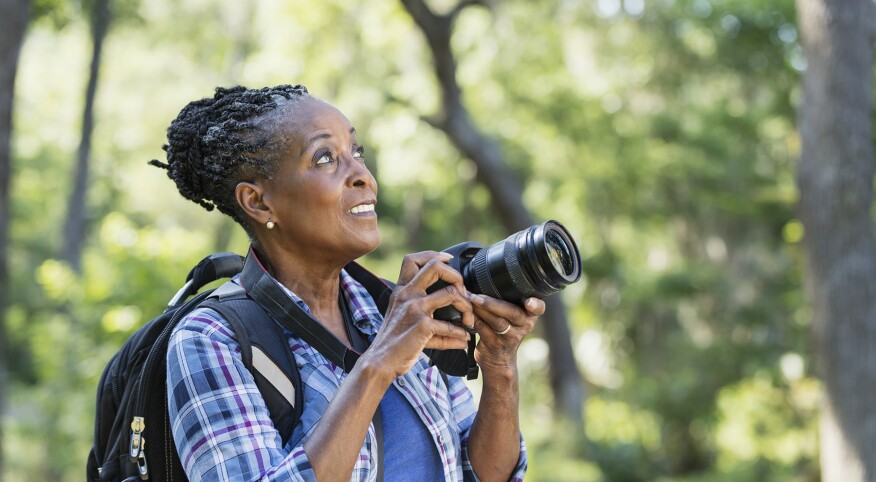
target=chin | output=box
[350,230,381,259]
[363,230,381,254]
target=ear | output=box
[236,181,273,226]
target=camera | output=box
[429,220,583,326]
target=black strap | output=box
[240,251,362,372]
[340,291,369,355]
[343,261,394,313]
[200,295,302,446]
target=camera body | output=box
[429,241,485,328]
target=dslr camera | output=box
[429,220,583,328]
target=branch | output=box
[449,0,489,20]
[399,0,585,426]
[383,90,445,130]
[402,0,489,27]
[402,0,527,229]
[400,0,449,43]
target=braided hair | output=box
[150,84,309,233]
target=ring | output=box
[495,323,511,335]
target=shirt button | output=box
[439,434,447,443]
[397,378,406,387]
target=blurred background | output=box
[1,0,873,480]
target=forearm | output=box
[467,367,522,482]
[304,356,393,482]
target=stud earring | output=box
[266,220,275,230]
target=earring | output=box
[266,220,275,230]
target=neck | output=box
[252,244,346,318]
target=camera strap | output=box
[240,250,363,371]
[239,247,480,381]
[465,338,479,379]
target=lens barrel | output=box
[463,220,582,304]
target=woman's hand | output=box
[362,251,473,379]
[465,295,543,481]
[470,294,545,377]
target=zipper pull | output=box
[136,436,149,480]
[129,416,145,461]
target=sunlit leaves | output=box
[714,376,819,467]
[36,260,80,303]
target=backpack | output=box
[87,252,303,481]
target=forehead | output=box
[273,97,354,140]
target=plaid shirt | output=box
[167,269,527,482]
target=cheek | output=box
[284,179,338,216]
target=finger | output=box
[424,335,470,351]
[472,304,514,335]
[406,258,466,295]
[420,285,474,327]
[524,297,546,316]
[421,317,470,342]
[397,251,453,285]
[471,316,493,338]
[469,294,527,326]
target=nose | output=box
[346,155,377,192]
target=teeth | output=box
[350,204,375,214]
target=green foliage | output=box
[3,0,834,480]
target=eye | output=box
[315,150,334,166]
[353,145,365,160]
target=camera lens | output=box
[464,220,582,304]
[546,228,575,277]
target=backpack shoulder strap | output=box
[200,286,302,446]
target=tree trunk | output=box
[400,0,585,426]
[796,0,876,480]
[62,0,110,273]
[0,0,30,478]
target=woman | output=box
[152,84,544,481]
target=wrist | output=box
[479,363,519,387]
[353,352,397,389]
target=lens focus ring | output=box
[504,239,535,298]
[471,248,500,299]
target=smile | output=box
[349,203,376,215]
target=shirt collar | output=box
[340,269,383,335]
[241,269,384,336]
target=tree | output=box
[62,0,111,273]
[0,0,30,477]
[400,0,585,426]
[796,0,876,480]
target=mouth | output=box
[348,202,376,216]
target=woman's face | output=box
[259,97,380,264]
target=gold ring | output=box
[496,323,512,335]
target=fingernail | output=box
[439,252,454,260]
[526,298,537,309]
[470,293,485,305]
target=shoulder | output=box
[169,306,241,353]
